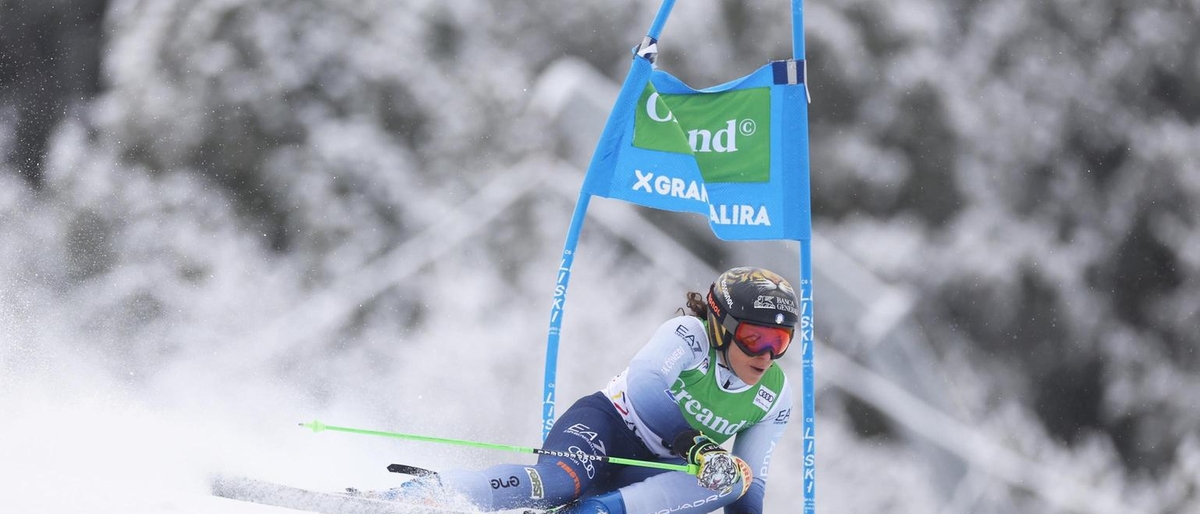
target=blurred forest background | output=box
[1,1,1197,513]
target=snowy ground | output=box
[0,356,450,513]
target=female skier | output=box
[357,267,797,514]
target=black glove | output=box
[671,430,740,493]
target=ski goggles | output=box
[721,317,794,360]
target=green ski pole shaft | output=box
[300,420,696,474]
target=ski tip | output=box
[386,463,438,478]
[300,420,327,432]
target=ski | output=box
[209,475,477,514]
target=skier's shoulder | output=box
[656,314,706,333]
[651,315,710,357]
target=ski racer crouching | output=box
[354,267,797,514]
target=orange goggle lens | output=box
[731,322,794,359]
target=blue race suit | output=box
[433,316,792,514]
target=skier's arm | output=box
[726,379,793,514]
[624,316,709,447]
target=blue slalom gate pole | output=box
[540,0,679,441]
[646,0,676,39]
[799,241,816,514]
[791,0,817,511]
[541,192,590,440]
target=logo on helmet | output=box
[753,294,799,318]
[753,295,776,310]
[706,293,723,316]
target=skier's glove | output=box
[671,430,745,494]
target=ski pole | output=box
[300,420,697,474]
